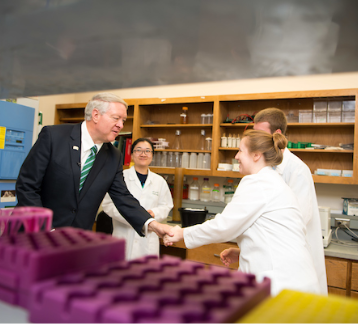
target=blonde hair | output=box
[254,108,287,135]
[242,129,287,166]
[85,93,128,121]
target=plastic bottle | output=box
[180,107,188,124]
[232,134,236,148]
[227,134,233,148]
[200,178,211,202]
[221,133,227,147]
[236,135,241,148]
[161,151,167,167]
[212,183,221,202]
[174,152,181,168]
[168,152,174,167]
[182,176,189,199]
[203,153,211,169]
[181,152,189,168]
[224,179,235,204]
[197,153,204,169]
[189,177,200,200]
[199,129,205,150]
[201,113,206,124]
[173,130,182,150]
[189,152,197,168]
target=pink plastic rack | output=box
[0,207,53,236]
[0,227,125,307]
[29,255,271,323]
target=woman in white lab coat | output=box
[102,138,173,260]
[164,130,320,296]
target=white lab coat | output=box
[102,166,173,260]
[275,148,327,295]
[184,167,320,297]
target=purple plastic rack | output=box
[0,227,125,307]
[0,207,53,236]
[29,255,271,323]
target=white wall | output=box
[37,71,358,213]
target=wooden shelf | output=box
[141,124,212,128]
[149,167,212,176]
[55,89,358,185]
[220,122,355,127]
[155,149,212,153]
[290,149,353,153]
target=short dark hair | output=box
[254,108,287,135]
[131,138,155,154]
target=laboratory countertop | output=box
[324,242,358,261]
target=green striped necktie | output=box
[79,145,97,192]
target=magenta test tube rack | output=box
[0,227,125,307]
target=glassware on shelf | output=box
[201,113,206,124]
[181,152,189,168]
[212,183,221,202]
[173,130,182,150]
[199,129,205,150]
[224,179,234,204]
[189,153,197,169]
[155,151,161,166]
[168,175,174,197]
[205,137,212,150]
[168,152,174,167]
[188,177,200,201]
[161,151,167,167]
[183,176,189,199]
[207,114,213,124]
[180,107,188,124]
[197,153,204,169]
[200,178,211,202]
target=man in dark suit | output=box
[16,93,173,238]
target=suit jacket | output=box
[16,123,150,233]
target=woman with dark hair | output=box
[164,130,320,296]
[103,138,173,260]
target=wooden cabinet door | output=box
[325,257,348,289]
[351,262,358,291]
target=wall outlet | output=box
[335,218,351,228]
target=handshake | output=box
[162,225,184,246]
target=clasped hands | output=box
[163,225,183,246]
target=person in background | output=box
[252,107,327,295]
[102,138,173,260]
[16,93,173,240]
[164,130,320,297]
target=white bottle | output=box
[181,152,189,168]
[203,153,211,169]
[227,134,233,148]
[197,153,204,169]
[199,129,206,150]
[200,178,211,202]
[189,177,200,200]
[189,152,197,169]
[236,135,241,148]
[232,134,236,148]
[221,133,227,147]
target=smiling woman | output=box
[102,138,174,260]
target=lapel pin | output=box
[73,146,79,150]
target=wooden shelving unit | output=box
[55,89,358,185]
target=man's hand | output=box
[163,225,183,246]
[220,248,240,267]
[147,209,155,218]
[148,220,174,239]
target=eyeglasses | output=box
[133,149,153,155]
